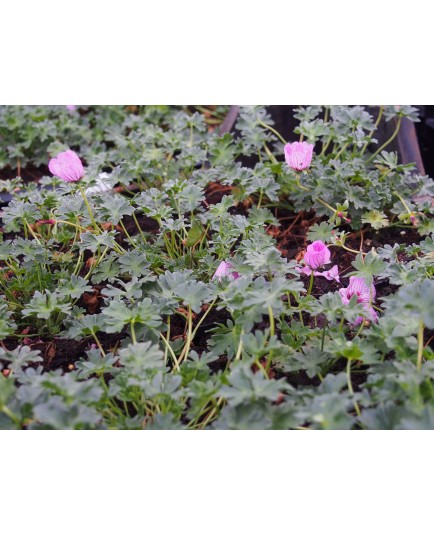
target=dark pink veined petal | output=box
[339,276,378,324]
[303,240,331,270]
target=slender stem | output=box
[335,143,349,160]
[263,143,278,164]
[417,321,424,371]
[307,271,315,296]
[333,243,367,256]
[198,397,224,429]
[361,105,384,155]
[191,298,217,340]
[132,212,147,244]
[320,135,333,156]
[317,198,337,214]
[235,333,244,361]
[164,315,170,366]
[77,183,101,234]
[294,176,337,216]
[347,359,361,417]
[1,405,21,427]
[265,307,275,372]
[92,332,106,356]
[24,219,41,243]
[258,119,287,145]
[179,306,193,363]
[321,324,326,351]
[160,331,180,371]
[130,320,137,344]
[119,220,136,248]
[56,219,89,231]
[72,251,84,276]
[393,191,412,214]
[367,116,402,164]
[295,175,310,192]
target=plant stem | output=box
[367,116,402,164]
[164,315,170,366]
[119,220,136,248]
[235,334,244,361]
[263,143,278,164]
[361,105,384,155]
[1,405,21,427]
[417,321,424,371]
[346,359,361,418]
[307,271,315,296]
[393,191,412,215]
[321,324,326,351]
[265,307,275,372]
[77,183,101,234]
[130,320,137,344]
[132,212,147,244]
[160,331,180,371]
[335,143,349,160]
[179,306,193,363]
[191,298,217,340]
[92,332,106,356]
[258,119,287,145]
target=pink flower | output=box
[304,241,331,270]
[298,264,340,283]
[66,105,77,111]
[339,276,378,324]
[212,261,239,281]
[318,264,340,282]
[48,150,85,183]
[284,141,314,171]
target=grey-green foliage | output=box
[1,105,434,430]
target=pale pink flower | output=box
[304,241,331,270]
[318,264,340,282]
[297,264,340,283]
[284,141,314,171]
[48,150,85,183]
[339,276,378,324]
[66,105,77,111]
[212,261,239,281]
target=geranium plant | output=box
[0,104,433,430]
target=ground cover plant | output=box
[1,104,434,430]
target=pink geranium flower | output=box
[212,261,239,281]
[339,276,378,324]
[66,105,77,112]
[297,241,340,282]
[318,264,340,282]
[304,241,331,270]
[48,150,85,183]
[284,141,314,171]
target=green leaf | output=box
[185,221,205,248]
[348,251,386,284]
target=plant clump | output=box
[0,104,433,430]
